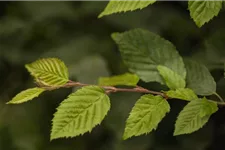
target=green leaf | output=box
[25,58,69,86]
[112,28,186,84]
[123,94,170,140]
[185,59,216,96]
[174,98,218,136]
[157,65,185,90]
[98,0,156,18]
[7,88,45,104]
[51,86,110,140]
[98,73,139,86]
[188,1,222,27]
[166,88,198,101]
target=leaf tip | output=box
[98,13,104,18]
[122,133,129,140]
[50,131,60,141]
[173,131,180,136]
[6,101,12,104]
[196,22,203,28]
[50,136,56,141]
[111,32,119,39]
[25,63,31,71]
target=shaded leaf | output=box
[98,73,139,86]
[185,59,216,96]
[174,98,218,136]
[98,0,156,18]
[123,94,170,139]
[7,88,45,104]
[188,1,222,27]
[51,86,110,140]
[25,58,69,86]
[166,88,198,101]
[157,65,185,89]
[112,28,186,84]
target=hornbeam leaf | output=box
[51,86,110,140]
[25,58,69,86]
[157,65,186,90]
[7,88,45,104]
[98,0,156,18]
[188,1,222,27]
[123,94,170,140]
[112,28,186,84]
[174,98,218,136]
[98,73,139,86]
[185,59,216,96]
[166,88,198,101]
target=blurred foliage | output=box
[1,1,225,150]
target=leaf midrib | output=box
[176,103,205,134]
[52,94,106,136]
[29,66,68,81]
[127,99,164,134]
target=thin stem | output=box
[65,81,167,98]
[208,99,225,106]
[40,80,225,106]
[213,92,224,102]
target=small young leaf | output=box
[7,88,45,104]
[25,58,69,86]
[188,1,222,27]
[98,0,156,18]
[157,65,185,90]
[185,59,216,96]
[174,98,218,136]
[112,28,186,84]
[166,88,198,101]
[51,86,110,140]
[98,73,139,86]
[123,94,170,140]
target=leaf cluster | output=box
[99,0,223,27]
[8,29,222,139]
[7,1,225,142]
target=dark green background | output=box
[0,1,225,150]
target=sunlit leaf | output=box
[7,88,45,104]
[174,98,218,135]
[188,1,222,27]
[51,86,110,140]
[157,65,185,89]
[123,94,170,139]
[25,58,69,86]
[166,88,198,101]
[98,0,156,18]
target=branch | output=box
[40,80,225,106]
[64,81,167,98]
